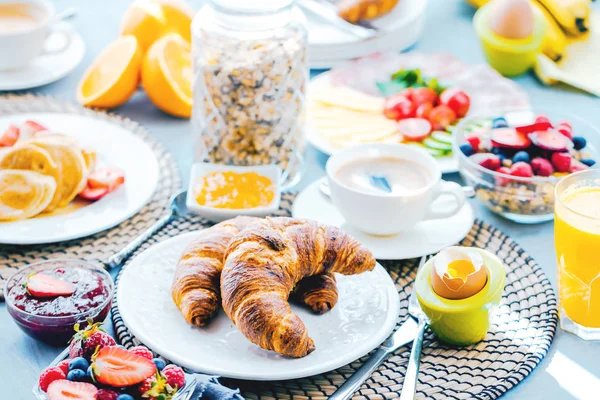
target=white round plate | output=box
[292,180,475,260]
[0,27,85,91]
[306,0,427,69]
[117,231,400,381]
[0,113,159,245]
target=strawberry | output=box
[161,365,185,388]
[57,359,71,375]
[27,273,75,298]
[557,123,572,140]
[39,367,66,392]
[46,380,97,400]
[130,346,153,361]
[551,152,572,173]
[531,158,554,177]
[87,167,125,192]
[96,388,120,400]
[465,133,481,152]
[20,120,48,139]
[82,331,116,360]
[510,162,534,178]
[494,166,512,186]
[78,186,109,201]
[69,321,114,360]
[92,346,156,387]
[0,124,19,147]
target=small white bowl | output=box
[186,163,282,222]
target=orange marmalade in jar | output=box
[195,171,275,209]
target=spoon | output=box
[105,190,190,268]
[319,179,476,199]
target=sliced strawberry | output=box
[27,274,75,298]
[47,380,97,400]
[92,346,156,387]
[21,120,48,139]
[78,186,109,201]
[530,129,572,152]
[397,118,432,141]
[87,167,125,192]
[470,153,501,170]
[490,128,531,149]
[0,124,20,147]
[515,121,552,134]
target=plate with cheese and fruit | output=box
[307,52,530,173]
[0,113,159,245]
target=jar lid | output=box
[209,0,294,15]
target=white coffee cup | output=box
[326,143,466,236]
[0,0,72,70]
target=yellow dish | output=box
[474,2,545,76]
[415,248,506,346]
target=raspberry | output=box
[161,365,185,388]
[510,162,533,178]
[479,155,501,171]
[138,376,156,396]
[39,367,66,392]
[97,388,120,400]
[130,346,153,361]
[531,158,554,177]
[83,332,116,360]
[551,152,572,173]
[494,166,512,186]
[57,359,71,375]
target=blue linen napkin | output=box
[188,373,243,400]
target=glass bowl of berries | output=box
[5,259,114,345]
[454,109,598,224]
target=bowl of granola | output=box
[454,109,599,224]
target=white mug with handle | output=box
[326,143,466,236]
[0,0,73,70]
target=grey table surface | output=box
[3,0,600,398]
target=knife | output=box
[297,0,377,40]
[329,317,420,400]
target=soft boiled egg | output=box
[489,0,534,40]
[430,247,488,300]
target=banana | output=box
[534,0,590,35]
[533,2,568,61]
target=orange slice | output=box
[120,0,194,52]
[141,33,192,118]
[77,35,143,109]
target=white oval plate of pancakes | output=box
[117,231,400,381]
[0,113,159,245]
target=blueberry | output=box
[460,143,475,156]
[572,136,587,150]
[153,358,166,371]
[69,357,89,372]
[512,151,530,164]
[117,395,135,400]
[492,117,508,128]
[67,369,88,382]
[581,158,596,167]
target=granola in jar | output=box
[191,1,307,188]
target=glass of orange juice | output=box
[555,169,600,339]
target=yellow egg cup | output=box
[416,248,506,346]
[473,2,546,77]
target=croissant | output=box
[172,217,340,326]
[221,217,376,358]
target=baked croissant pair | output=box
[171,216,376,358]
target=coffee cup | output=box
[0,0,72,70]
[326,143,466,235]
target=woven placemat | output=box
[0,94,181,298]
[111,193,558,400]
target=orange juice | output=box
[555,185,600,330]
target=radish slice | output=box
[397,118,432,141]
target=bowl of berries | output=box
[454,109,598,223]
[35,323,190,400]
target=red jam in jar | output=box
[5,259,114,344]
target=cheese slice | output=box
[309,83,385,114]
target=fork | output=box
[399,256,431,400]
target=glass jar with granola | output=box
[191,0,308,189]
